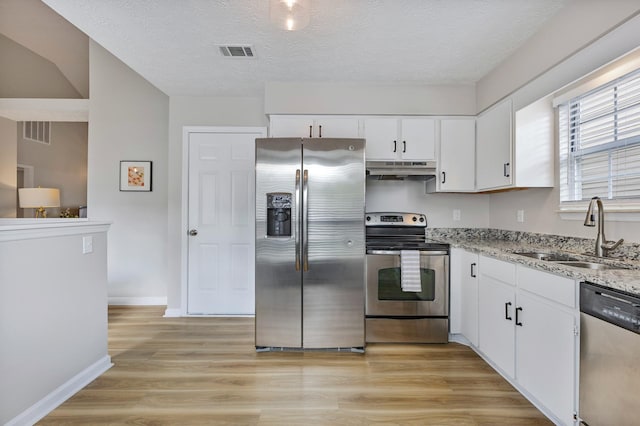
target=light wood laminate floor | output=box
[40,306,552,425]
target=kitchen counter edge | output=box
[437,236,640,296]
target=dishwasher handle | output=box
[580,281,640,334]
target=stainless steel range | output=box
[365,212,449,343]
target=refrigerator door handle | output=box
[303,169,309,272]
[295,169,301,271]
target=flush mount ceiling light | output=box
[269,0,311,31]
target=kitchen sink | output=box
[513,251,581,262]
[554,261,628,270]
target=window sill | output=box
[558,203,640,222]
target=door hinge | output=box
[573,325,579,336]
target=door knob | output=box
[188,229,198,236]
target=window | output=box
[558,69,640,203]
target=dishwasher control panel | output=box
[580,281,640,334]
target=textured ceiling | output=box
[40,0,571,97]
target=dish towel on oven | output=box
[400,250,421,292]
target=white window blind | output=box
[559,68,640,202]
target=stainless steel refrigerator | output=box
[255,137,366,350]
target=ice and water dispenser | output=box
[266,193,292,237]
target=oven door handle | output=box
[367,250,448,256]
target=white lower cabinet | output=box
[460,251,479,346]
[450,248,479,346]
[516,291,576,425]
[472,255,577,425]
[478,267,516,378]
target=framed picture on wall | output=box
[120,161,152,192]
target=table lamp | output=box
[18,187,61,218]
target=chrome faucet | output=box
[583,196,624,257]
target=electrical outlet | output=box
[453,209,461,221]
[517,210,525,223]
[82,236,93,254]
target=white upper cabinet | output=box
[400,119,436,160]
[514,96,554,187]
[438,118,476,192]
[269,115,360,138]
[476,97,554,192]
[476,98,513,191]
[363,117,436,161]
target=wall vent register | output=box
[23,121,51,145]
[218,45,255,57]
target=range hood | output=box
[366,160,437,180]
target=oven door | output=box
[366,250,448,316]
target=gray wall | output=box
[265,82,476,115]
[0,228,109,424]
[89,40,169,301]
[481,6,640,244]
[17,122,88,216]
[166,96,267,310]
[0,33,86,218]
[476,0,640,110]
[0,33,81,98]
[366,179,490,229]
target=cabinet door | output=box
[363,118,399,160]
[401,119,436,160]
[440,119,475,191]
[478,275,515,378]
[516,292,576,425]
[270,116,314,137]
[460,250,479,346]
[476,99,513,190]
[316,117,360,138]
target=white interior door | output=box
[187,129,264,315]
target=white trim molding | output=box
[163,308,182,317]
[6,355,112,426]
[558,202,640,222]
[0,98,89,122]
[108,297,167,306]
[559,211,640,222]
[0,220,111,242]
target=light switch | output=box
[82,236,93,254]
[453,209,461,221]
[517,210,525,223]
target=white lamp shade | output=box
[270,0,311,31]
[18,188,61,208]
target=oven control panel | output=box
[365,212,426,227]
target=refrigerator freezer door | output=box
[302,138,366,348]
[255,138,302,348]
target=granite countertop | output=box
[427,228,640,297]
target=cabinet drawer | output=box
[517,265,576,308]
[480,255,516,285]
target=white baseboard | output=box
[6,355,112,426]
[163,309,256,318]
[448,333,472,346]
[108,296,167,306]
[163,308,182,317]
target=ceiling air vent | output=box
[218,45,255,58]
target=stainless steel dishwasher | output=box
[579,281,640,426]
